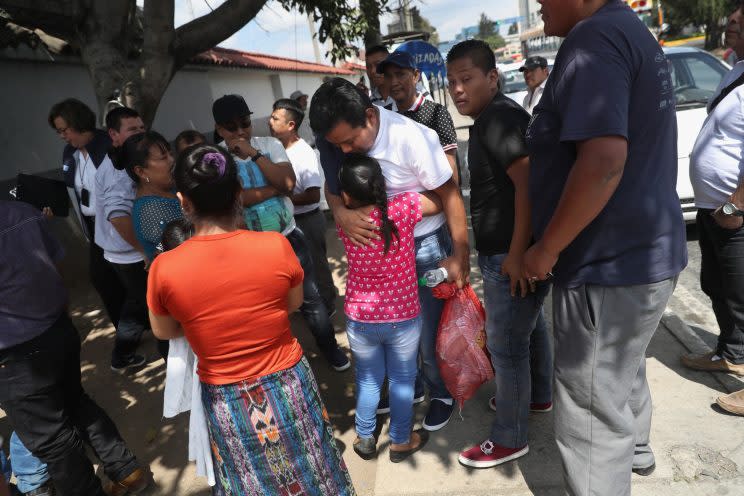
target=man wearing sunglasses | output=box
[213,94,351,372]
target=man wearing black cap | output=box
[379,51,459,184]
[519,56,549,114]
[212,94,350,372]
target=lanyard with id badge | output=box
[74,153,92,207]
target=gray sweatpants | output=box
[553,277,677,496]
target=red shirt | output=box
[147,230,304,385]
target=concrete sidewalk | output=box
[4,214,743,495]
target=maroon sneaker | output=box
[458,440,529,468]
[488,397,553,413]
[530,401,553,412]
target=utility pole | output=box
[307,15,323,63]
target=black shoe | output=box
[24,481,56,496]
[413,388,426,405]
[110,354,146,374]
[423,398,454,431]
[325,346,351,372]
[389,430,429,463]
[376,395,391,415]
[632,462,656,476]
[376,389,425,415]
[353,436,377,460]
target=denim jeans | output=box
[347,317,422,444]
[295,209,338,314]
[83,215,126,329]
[479,253,552,448]
[415,225,453,400]
[109,261,148,365]
[286,228,340,355]
[0,314,139,496]
[10,432,49,493]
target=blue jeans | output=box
[10,432,49,493]
[286,228,339,355]
[415,225,453,400]
[479,253,552,448]
[347,317,421,444]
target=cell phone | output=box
[81,188,90,207]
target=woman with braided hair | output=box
[146,144,355,495]
[338,153,443,463]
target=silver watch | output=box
[722,202,744,217]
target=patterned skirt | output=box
[201,356,356,496]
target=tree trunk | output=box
[136,0,177,126]
[361,0,382,47]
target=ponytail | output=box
[371,178,399,254]
[339,153,399,254]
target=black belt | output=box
[294,207,320,220]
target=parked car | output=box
[496,47,730,223]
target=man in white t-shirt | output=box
[684,4,744,414]
[270,98,338,316]
[49,100,148,374]
[310,78,470,432]
[213,94,350,372]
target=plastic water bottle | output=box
[418,267,448,287]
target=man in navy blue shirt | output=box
[524,1,687,494]
[0,201,150,495]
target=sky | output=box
[172,0,520,63]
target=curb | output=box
[660,310,743,394]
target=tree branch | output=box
[172,0,268,64]
[1,0,80,41]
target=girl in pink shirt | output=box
[338,154,441,463]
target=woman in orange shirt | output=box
[147,145,355,495]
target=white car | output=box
[664,46,730,222]
[498,48,729,223]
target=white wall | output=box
[0,54,356,182]
[0,58,98,181]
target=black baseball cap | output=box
[376,51,417,74]
[212,94,253,124]
[519,56,548,72]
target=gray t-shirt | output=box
[526,0,687,288]
[0,201,67,349]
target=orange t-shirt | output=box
[147,230,304,385]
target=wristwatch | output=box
[251,150,264,161]
[722,201,744,216]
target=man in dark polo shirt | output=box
[445,39,553,469]
[0,201,150,495]
[523,1,687,494]
[378,51,460,183]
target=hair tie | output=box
[203,152,226,180]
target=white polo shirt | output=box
[523,79,547,115]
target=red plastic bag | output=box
[432,283,493,410]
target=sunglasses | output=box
[221,117,252,133]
